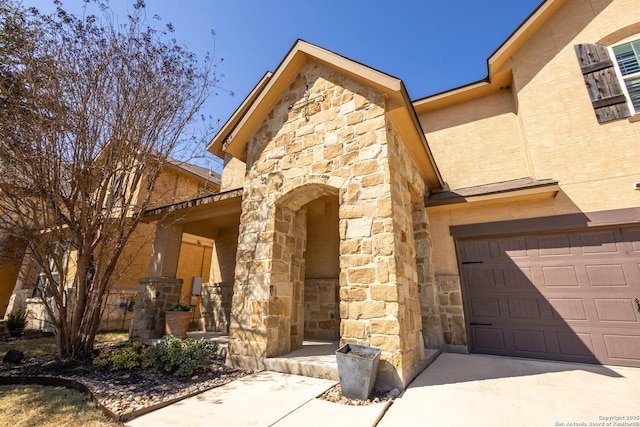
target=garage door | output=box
[458,226,640,367]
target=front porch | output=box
[186,331,340,380]
[185,331,440,384]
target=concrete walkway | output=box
[126,353,640,427]
[124,370,388,427]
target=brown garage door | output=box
[458,226,640,367]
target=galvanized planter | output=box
[335,343,381,400]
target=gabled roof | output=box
[93,141,220,186]
[166,157,221,186]
[206,72,273,159]
[413,0,564,111]
[208,40,444,191]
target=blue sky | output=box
[29,0,543,169]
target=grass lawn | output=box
[0,331,129,359]
[0,331,130,425]
[0,384,119,426]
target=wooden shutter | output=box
[574,43,631,123]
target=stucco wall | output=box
[112,223,155,289]
[419,0,640,349]
[424,0,640,271]
[419,90,529,190]
[146,164,219,209]
[510,0,640,212]
[305,196,340,279]
[209,227,239,284]
[221,153,246,192]
[421,0,640,210]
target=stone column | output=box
[227,201,275,366]
[129,277,184,339]
[129,220,184,340]
[414,202,443,349]
[199,281,233,332]
[227,188,311,369]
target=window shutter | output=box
[574,43,631,123]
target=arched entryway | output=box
[271,184,340,353]
[303,195,340,341]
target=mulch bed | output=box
[0,346,251,422]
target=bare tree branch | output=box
[0,0,220,357]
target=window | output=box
[34,242,69,297]
[104,170,124,209]
[611,39,640,113]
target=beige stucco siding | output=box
[421,0,640,212]
[511,0,640,212]
[419,90,529,190]
[221,154,246,192]
[419,0,640,349]
[111,223,155,289]
[424,0,640,277]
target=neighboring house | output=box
[2,158,220,331]
[0,235,26,318]
[130,0,640,391]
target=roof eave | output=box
[425,178,559,208]
[207,72,273,159]
[393,82,444,191]
[165,159,221,186]
[413,0,564,112]
[487,0,564,75]
[221,40,405,161]
[209,39,444,189]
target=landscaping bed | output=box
[0,334,250,422]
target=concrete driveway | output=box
[379,353,640,427]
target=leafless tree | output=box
[0,0,220,358]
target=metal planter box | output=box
[335,343,381,400]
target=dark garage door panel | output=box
[459,227,640,367]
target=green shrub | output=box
[6,309,27,337]
[93,341,151,371]
[144,335,218,377]
[166,303,192,312]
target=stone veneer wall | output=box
[270,204,307,355]
[129,277,183,340]
[413,203,443,349]
[199,281,233,332]
[304,278,339,340]
[436,274,467,349]
[373,117,429,386]
[227,59,435,390]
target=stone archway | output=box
[270,184,340,352]
[303,196,340,341]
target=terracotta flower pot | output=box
[164,311,192,339]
